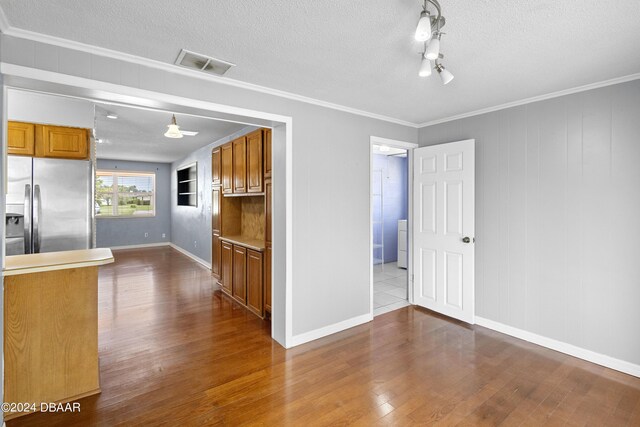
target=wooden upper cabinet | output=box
[265,179,272,242]
[37,125,89,160]
[221,143,233,194]
[212,187,222,235]
[212,147,221,187]
[232,137,247,194]
[7,122,35,156]
[246,130,263,193]
[232,245,247,304]
[246,249,263,317]
[220,241,233,295]
[264,128,272,179]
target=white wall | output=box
[419,79,640,367]
[7,89,94,127]
[0,34,418,342]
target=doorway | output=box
[370,136,418,317]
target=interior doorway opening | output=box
[370,137,417,317]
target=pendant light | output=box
[419,54,432,77]
[435,63,454,85]
[164,114,183,139]
[414,10,432,42]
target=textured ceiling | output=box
[1,0,639,124]
[94,104,245,163]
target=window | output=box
[96,171,156,217]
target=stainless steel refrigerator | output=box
[5,156,94,255]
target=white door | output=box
[413,139,475,323]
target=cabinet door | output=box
[221,143,233,194]
[265,179,272,242]
[232,245,247,304]
[246,130,263,193]
[37,125,89,160]
[247,249,264,317]
[264,243,272,314]
[212,234,221,279]
[232,136,247,193]
[7,122,35,156]
[220,241,233,294]
[212,187,221,235]
[212,147,221,187]
[264,128,272,179]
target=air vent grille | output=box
[174,49,235,76]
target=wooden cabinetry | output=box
[264,243,272,314]
[232,137,247,193]
[212,234,221,279]
[246,130,263,193]
[220,241,233,294]
[264,128,272,179]
[221,143,233,194]
[247,249,263,316]
[7,122,89,160]
[36,125,89,159]
[7,122,35,156]
[212,147,221,187]
[232,245,247,304]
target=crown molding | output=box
[0,24,420,129]
[418,72,640,128]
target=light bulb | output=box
[418,56,432,77]
[414,11,432,42]
[437,65,454,85]
[425,37,440,60]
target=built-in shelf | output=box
[177,163,197,207]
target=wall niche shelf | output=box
[177,162,197,207]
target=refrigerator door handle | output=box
[33,184,41,253]
[24,184,32,254]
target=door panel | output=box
[246,130,263,193]
[212,234,221,279]
[7,122,35,156]
[221,143,233,194]
[413,140,475,323]
[33,158,92,253]
[212,147,221,187]
[232,245,247,304]
[246,249,263,317]
[232,137,247,193]
[37,125,89,160]
[220,241,233,294]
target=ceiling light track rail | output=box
[414,0,454,85]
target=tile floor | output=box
[373,261,410,316]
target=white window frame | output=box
[96,170,157,218]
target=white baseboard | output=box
[168,243,211,269]
[288,313,373,348]
[105,242,170,250]
[475,316,640,378]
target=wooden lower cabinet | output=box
[232,245,247,304]
[247,249,263,317]
[212,234,221,279]
[264,243,272,314]
[220,241,233,294]
[218,240,265,318]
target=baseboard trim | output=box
[105,242,170,250]
[168,243,211,269]
[288,313,373,348]
[475,316,640,378]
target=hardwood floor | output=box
[8,246,640,426]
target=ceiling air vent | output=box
[174,49,235,76]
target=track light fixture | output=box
[413,0,453,85]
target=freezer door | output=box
[33,158,93,253]
[6,156,33,255]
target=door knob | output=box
[462,237,471,243]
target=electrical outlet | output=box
[144,232,149,238]
[162,233,166,238]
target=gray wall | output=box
[0,33,418,342]
[96,159,171,247]
[170,126,257,263]
[419,79,640,366]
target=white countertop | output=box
[3,248,114,276]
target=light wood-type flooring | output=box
[8,246,640,426]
